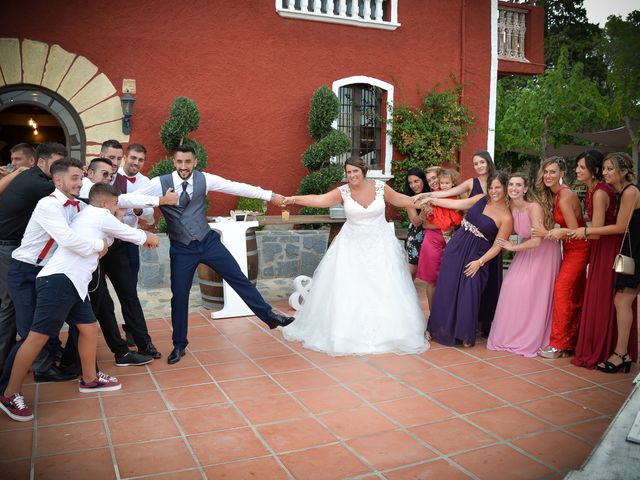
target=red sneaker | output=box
[0,393,34,422]
[79,376,122,393]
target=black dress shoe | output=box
[265,312,295,329]
[167,347,186,365]
[33,365,78,383]
[138,343,162,359]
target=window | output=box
[332,76,394,179]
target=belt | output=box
[0,240,19,246]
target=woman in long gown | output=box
[533,157,591,359]
[487,174,561,356]
[403,168,431,279]
[571,151,623,369]
[572,152,639,373]
[423,171,512,347]
[281,159,428,356]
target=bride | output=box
[281,159,429,356]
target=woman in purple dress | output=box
[423,171,513,347]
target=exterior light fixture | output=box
[121,93,136,135]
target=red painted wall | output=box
[2,0,500,215]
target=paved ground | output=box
[2,282,638,479]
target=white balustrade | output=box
[276,0,400,31]
[498,5,528,62]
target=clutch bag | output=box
[614,254,635,275]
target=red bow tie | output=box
[64,199,80,211]
[126,176,136,183]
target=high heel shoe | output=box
[597,352,632,374]
[538,345,572,359]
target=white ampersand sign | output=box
[288,275,312,310]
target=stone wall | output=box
[137,229,329,288]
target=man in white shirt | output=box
[0,182,159,421]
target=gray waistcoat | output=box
[159,171,210,245]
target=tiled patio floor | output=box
[2,300,638,480]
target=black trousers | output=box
[91,241,152,357]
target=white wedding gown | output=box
[283,180,429,356]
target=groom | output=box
[137,144,294,364]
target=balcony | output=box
[498,1,545,76]
[275,0,400,31]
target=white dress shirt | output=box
[116,167,155,227]
[79,177,159,210]
[38,205,148,300]
[79,177,94,198]
[133,171,273,203]
[12,189,104,266]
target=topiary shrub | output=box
[298,86,351,215]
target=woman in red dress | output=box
[571,151,622,368]
[533,157,590,358]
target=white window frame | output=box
[332,75,394,180]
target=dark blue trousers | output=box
[169,230,272,347]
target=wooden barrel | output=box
[197,229,258,310]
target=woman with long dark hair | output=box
[403,168,431,279]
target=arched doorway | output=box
[0,85,82,164]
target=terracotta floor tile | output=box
[205,359,263,381]
[174,403,246,434]
[604,379,636,395]
[193,347,245,365]
[230,330,280,347]
[479,376,552,404]
[254,354,314,374]
[453,444,553,480]
[35,448,116,480]
[203,457,289,479]
[520,396,600,426]
[188,427,269,465]
[447,361,513,383]
[299,350,363,367]
[163,383,227,409]
[219,376,285,401]
[319,405,397,439]
[513,430,593,472]
[457,343,514,359]
[420,347,477,367]
[153,366,212,389]
[0,428,32,461]
[466,406,551,439]
[348,376,416,403]
[322,362,387,383]
[564,418,612,445]
[37,420,107,455]
[37,397,102,426]
[370,355,433,377]
[187,334,235,351]
[560,363,639,385]
[402,370,468,393]
[347,429,435,470]
[107,411,180,444]
[279,443,371,480]
[38,380,93,403]
[3,460,30,480]
[257,417,336,452]
[145,318,170,331]
[117,372,157,393]
[384,459,473,479]
[146,352,200,372]
[562,387,628,415]
[524,370,593,393]
[235,393,307,424]
[489,355,553,375]
[115,438,196,477]
[214,317,264,335]
[102,390,167,417]
[239,341,293,359]
[0,413,33,432]
[272,369,336,392]
[430,385,505,414]
[141,469,203,479]
[410,418,497,454]
[293,385,363,413]
[375,395,453,427]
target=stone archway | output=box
[0,38,129,161]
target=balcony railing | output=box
[498,5,528,62]
[275,0,400,31]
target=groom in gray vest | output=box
[140,144,294,364]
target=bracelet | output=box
[584,226,588,238]
[478,258,484,267]
[292,197,297,205]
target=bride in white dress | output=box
[281,159,429,356]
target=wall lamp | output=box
[121,93,136,135]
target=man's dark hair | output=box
[35,142,67,161]
[88,157,114,171]
[89,182,119,204]
[173,144,196,156]
[10,142,36,159]
[126,143,147,155]
[101,139,123,153]
[50,157,83,177]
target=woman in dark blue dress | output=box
[423,171,513,346]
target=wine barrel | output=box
[197,229,259,310]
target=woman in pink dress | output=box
[487,174,561,356]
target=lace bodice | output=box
[339,180,387,227]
